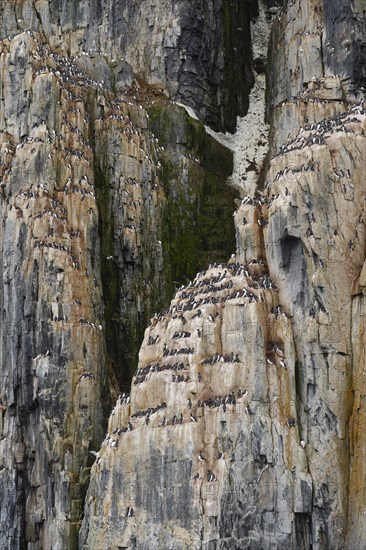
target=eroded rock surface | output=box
[80,259,301,549]
[0,0,254,132]
[81,1,366,549]
[0,20,236,550]
[1,0,366,549]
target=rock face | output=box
[1,0,366,549]
[0,0,254,132]
[80,1,366,550]
[0,8,238,550]
[80,259,298,550]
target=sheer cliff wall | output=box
[0,0,254,132]
[1,1,366,550]
[0,1,242,549]
[81,1,366,549]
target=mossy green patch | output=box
[149,104,238,296]
[93,158,122,387]
[94,102,238,388]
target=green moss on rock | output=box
[94,102,238,388]
[149,104,238,296]
[93,159,122,387]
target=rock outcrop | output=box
[80,91,366,547]
[0,9,238,549]
[0,0,254,132]
[80,258,299,549]
[1,0,366,549]
[81,1,366,549]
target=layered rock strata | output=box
[0,0,254,131]
[81,1,366,549]
[2,0,366,549]
[0,24,236,550]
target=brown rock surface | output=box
[1,1,366,549]
[0,12,237,549]
[81,1,366,549]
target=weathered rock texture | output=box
[0,5,238,548]
[2,0,366,549]
[80,259,299,549]
[0,0,254,132]
[80,1,366,550]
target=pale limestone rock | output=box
[80,260,304,549]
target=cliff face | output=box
[1,0,366,549]
[81,1,366,549]
[0,5,238,549]
[0,0,253,132]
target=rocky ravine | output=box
[1,0,366,549]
